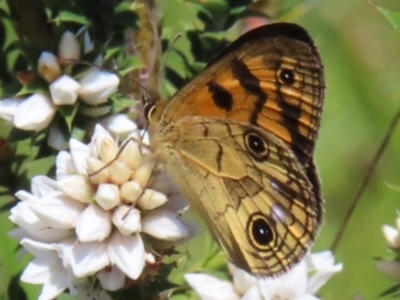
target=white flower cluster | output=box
[377,214,400,281]
[0,31,136,150]
[9,124,192,300]
[185,251,342,300]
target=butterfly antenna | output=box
[158,33,183,93]
[331,104,400,253]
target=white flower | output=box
[185,251,342,300]
[79,70,120,105]
[20,239,75,300]
[10,124,192,299]
[382,213,400,249]
[48,123,69,150]
[13,94,57,131]
[99,114,138,138]
[38,52,62,83]
[58,31,80,63]
[0,98,23,122]
[49,75,80,105]
[377,214,400,282]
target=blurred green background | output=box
[1,0,400,299]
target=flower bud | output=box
[87,157,110,184]
[120,181,142,204]
[112,205,141,235]
[99,114,137,137]
[137,189,168,211]
[49,75,80,105]
[119,139,142,170]
[109,161,131,185]
[95,183,120,210]
[38,52,62,83]
[58,31,80,63]
[79,70,120,106]
[133,162,155,188]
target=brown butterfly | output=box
[147,22,325,277]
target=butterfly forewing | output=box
[159,23,324,167]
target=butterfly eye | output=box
[247,213,274,249]
[279,68,295,85]
[244,131,270,161]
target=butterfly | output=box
[146,22,325,277]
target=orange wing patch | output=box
[159,23,324,168]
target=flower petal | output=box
[76,204,112,242]
[382,225,400,249]
[0,98,23,122]
[69,138,90,175]
[48,124,69,150]
[99,114,137,137]
[58,174,94,203]
[107,231,145,280]
[20,239,74,300]
[50,75,80,105]
[142,208,189,241]
[112,205,141,235]
[56,151,74,180]
[29,192,86,229]
[70,240,110,277]
[97,266,125,291]
[31,176,59,197]
[185,273,240,300]
[13,94,56,131]
[75,282,112,300]
[79,70,119,106]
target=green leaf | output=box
[71,127,86,141]
[114,2,143,13]
[110,95,136,113]
[58,102,80,131]
[386,182,400,192]
[53,11,89,25]
[379,283,400,297]
[16,77,48,96]
[7,274,27,300]
[376,6,400,35]
[118,56,145,76]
